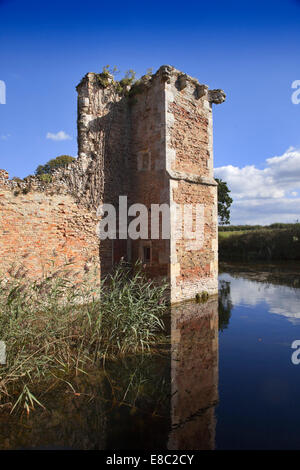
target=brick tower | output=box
[76,65,225,302]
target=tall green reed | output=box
[0,261,168,414]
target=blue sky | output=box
[1,0,300,223]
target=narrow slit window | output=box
[143,246,151,263]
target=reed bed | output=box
[0,262,168,414]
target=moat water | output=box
[1,262,300,450]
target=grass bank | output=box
[0,262,168,414]
[219,226,300,261]
[219,230,251,240]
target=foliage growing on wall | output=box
[35,155,76,176]
[94,65,153,97]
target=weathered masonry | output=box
[0,169,100,281]
[0,65,225,303]
[77,65,225,302]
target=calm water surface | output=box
[217,266,300,449]
[1,263,300,450]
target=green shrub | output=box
[219,226,300,261]
[35,155,76,176]
[38,173,52,183]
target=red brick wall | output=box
[0,181,100,280]
[169,98,210,177]
[166,70,219,302]
[129,73,170,279]
[172,181,216,285]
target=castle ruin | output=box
[0,65,225,303]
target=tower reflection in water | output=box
[0,296,221,450]
[169,297,219,450]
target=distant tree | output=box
[215,178,233,225]
[35,155,76,176]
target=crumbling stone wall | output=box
[0,170,100,280]
[75,73,132,275]
[0,65,225,302]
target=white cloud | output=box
[220,273,300,324]
[0,134,11,140]
[46,130,72,141]
[215,147,300,224]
